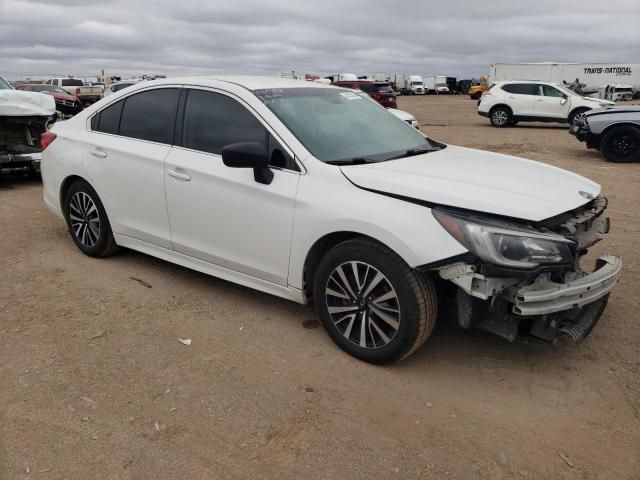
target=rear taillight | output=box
[482,90,491,96]
[40,132,57,151]
[76,87,81,95]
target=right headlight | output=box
[433,209,575,269]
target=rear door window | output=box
[118,88,180,144]
[502,83,540,95]
[181,89,267,155]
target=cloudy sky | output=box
[1,0,639,81]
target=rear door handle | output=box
[90,148,107,158]
[167,169,191,181]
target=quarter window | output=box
[182,90,267,155]
[118,88,180,144]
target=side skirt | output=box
[113,234,307,305]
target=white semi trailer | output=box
[489,63,640,97]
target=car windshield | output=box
[0,76,13,90]
[61,79,84,86]
[254,87,437,164]
[411,81,423,86]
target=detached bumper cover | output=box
[511,255,622,316]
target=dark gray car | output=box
[570,106,640,163]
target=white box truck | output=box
[489,63,640,98]
[424,76,449,94]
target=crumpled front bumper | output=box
[509,255,622,316]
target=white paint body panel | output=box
[41,75,603,305]
[340,145,600,221]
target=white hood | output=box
[0,89,56,116]
[340,145,600,221]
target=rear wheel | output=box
[313,238,437,364]
[63,180,118,257]
[490,107,511,128]
[601,126,640,163]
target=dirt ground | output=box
[1,95,639,480]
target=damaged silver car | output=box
[1,74,57,177]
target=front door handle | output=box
[536,99,544,102]
[167,169,191,181]
[90,148,107,158]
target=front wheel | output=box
[569,108,590,126]
[313,238,437,364]
[601,126,640,163]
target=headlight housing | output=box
[433,209,575,269]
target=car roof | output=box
[496,80,560,85]
[136,75,335,91]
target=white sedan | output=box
[40,76,621,363]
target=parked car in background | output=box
[478,81,615,127]
[388,108,420,129]
[1,74,56,177]
[104,80,139,96]
[15,84,83,116]
[570,106,640,162]
[41,76,621,363]
[44,78,103,105]
[332,80,397,108]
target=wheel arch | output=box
[489,103,513,115]
[59,175,88,215]
[302,231,400,299]
[568,106,591,121]
[601,121,640,137]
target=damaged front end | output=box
[428,197,622,343]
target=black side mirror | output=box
[222,142,273,185]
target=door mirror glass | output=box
[560,97,568,105]
[222,142,273,185]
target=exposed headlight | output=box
[433,210,574,269]
[410,119,420,128]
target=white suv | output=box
[478,81,614,128]
[40,76,621,363]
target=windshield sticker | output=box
[339,91,362,100]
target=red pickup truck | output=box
[332,80,397,108]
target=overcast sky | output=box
[1,0,639,81]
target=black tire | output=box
[313,238,437,364]
[568,108,590,126]
[63,179,118,257]
[601,125,640,163]
[489,106,512,128]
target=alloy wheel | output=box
[492,110,508,126]
[609,134,637,158]
[325,261,400,349]
[69,191,100,247]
